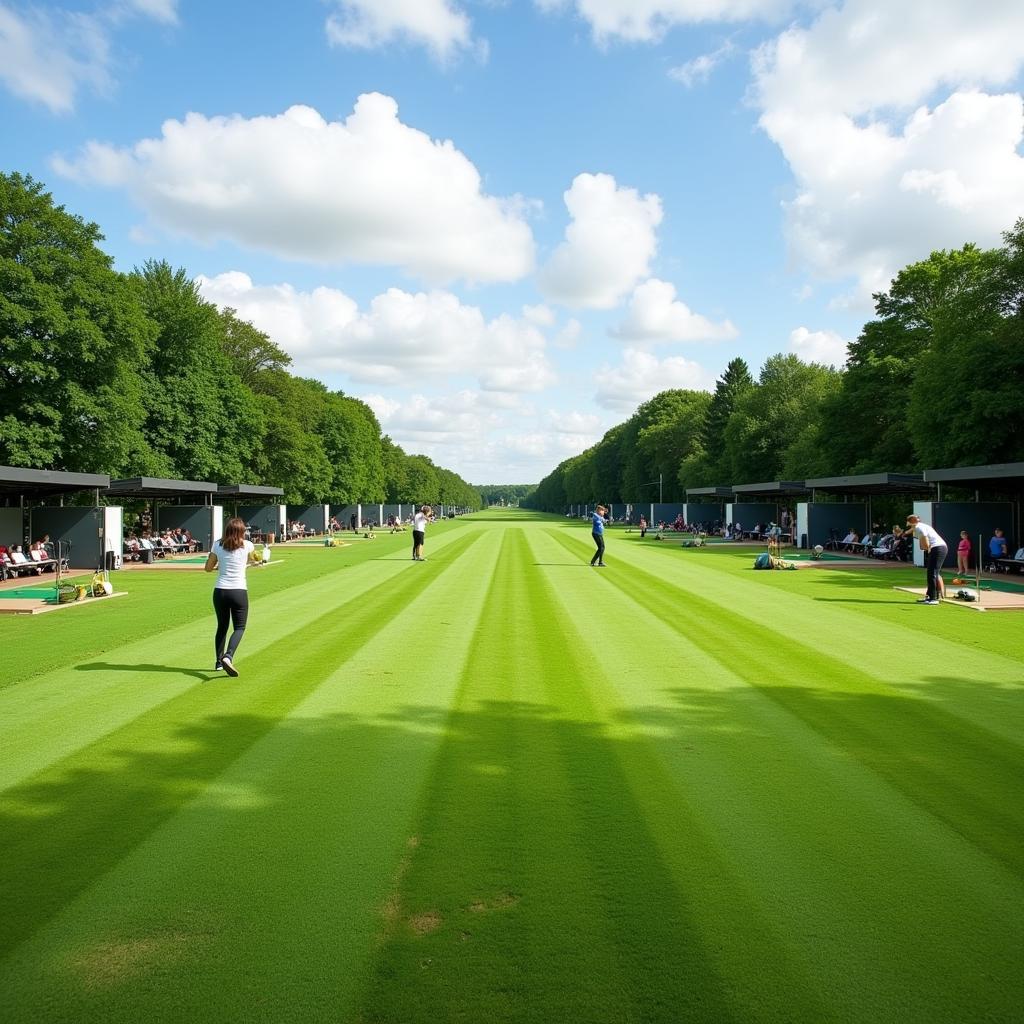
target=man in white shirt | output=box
[412,505,433,561]
[906,514,947,604]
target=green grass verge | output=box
[1,510,1022,1023]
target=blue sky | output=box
[3,0,1024,483]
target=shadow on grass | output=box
[75,662,212,681]
[1,665,1022,1023]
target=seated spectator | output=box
[841,529,860,552]
[892,526,912,562]
[988,528,1008,568]
[125,531,141,561]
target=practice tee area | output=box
[1,508,1021,1024]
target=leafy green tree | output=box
[635,390,710,500]
[906,234,1024,466]
[722,354,839,483]
[403,454,440,504]
[381,436,410,503]
[701,358,753,471]
[591,426,624,502]
[0,172,156,473]
[133,261,263,482]
[218,308,291,387]
[314,388,385,504]
[250,372,333,503]
[564,449,596,503]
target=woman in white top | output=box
[204,517,260,675]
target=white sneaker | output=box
[221,655,239,677]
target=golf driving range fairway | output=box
[1,509,1022,1023]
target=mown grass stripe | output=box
[528,525,1024,1023]
[544,528,1024,879]
[356,528,745,1024]
[0,530,484,961]
[1,528,505,1024]
[0,527,490,792]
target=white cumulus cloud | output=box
[325,0,478,62]
[0,1,177,113]
[594,347,710,411]
[753,0,1024,300]
[611,278,738,343]
[53,94,535,285]
[536,0,794,44]
[540,173,663,309]
[0,5,109,113]
[196,272,556,393]
[789,326,850,368]
[668,41,736,87]
[364,392,574,483]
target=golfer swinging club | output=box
[906,513,947,605]
[205,516,262,675]
[412,504,434,561]
[590,504,608,567]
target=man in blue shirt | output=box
[590,504,608,567]
[988,528,1008,566]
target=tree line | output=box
[477,484,536,506]
[0,173,482,510]
[527,220,1024,511]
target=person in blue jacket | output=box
[590,504,608,567]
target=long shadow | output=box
[546,527,1024,878]
[76,662,212,681]
[358,697,747,1024]
[0,529,484,962]
[1,683,1022,1022]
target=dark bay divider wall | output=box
[682,504,724,530]
[912,501,1015,569]
[156,506,222,552]
[29,507,104,569]
[333,505,360,530]
[361,504,384,526]
[287,505,328,534]
[650,503,685,525]
[796,503,868,549]
[725,503,778,531]
[0,507,22,547]
[238,505,285,541]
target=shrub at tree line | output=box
[527,220,1024,510]
[0,173,481,510]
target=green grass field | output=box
[2,508,1022,1023]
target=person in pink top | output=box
[956,530,971,574]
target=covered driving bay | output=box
[798,473,933,550]
[0,466,115,572]
[105,477,220,554]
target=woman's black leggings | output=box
[591,531,606,565]
[213,588,249,662]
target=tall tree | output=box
[0,173,156,473]
[133,261,263,482]
[722,354,839,483]
[702,358,754,464]
[218,308,292,388]
[906,235,1024,466]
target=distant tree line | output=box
[527,220,1024,511]
[0,173,482,509]
[475,484,536,506]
